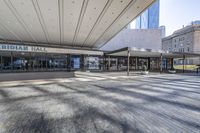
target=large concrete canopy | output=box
[0,0,155,49]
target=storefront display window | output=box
[71,56,80,69]
[0,52,68,72]
[85,57,99,70]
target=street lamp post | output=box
[127,50,130,76]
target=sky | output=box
[131,0,200,36]
[160,0,200,36]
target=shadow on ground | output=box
[0,74,200,133]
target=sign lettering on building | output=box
[0,43,103,55]
[0,44,47,53]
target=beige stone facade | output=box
[162,25,200,65]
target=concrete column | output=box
[67,54,71,71]
[148,57,151,70]
[108,56,110,71]
[116,57,118,71]
[166,58,168,70]
[171,58,174,70]
[160,53,163,73]
[80,54,84,71]
[32,54,35,71]
[135,57,138,70]
[0,55,2,71]
[103,55,106,71]
[53,54,55,70]
[127,50,130,76]
[183,55,185,73]
[45,53,48,70]
[40,56,43,70]
[29,53,32,71]
[11,52,13,71]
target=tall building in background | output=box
[191,20,200,25]
[102,0,162,51]
[135,0,159,29]
[159,25,166,38]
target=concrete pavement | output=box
[0,72,199,133]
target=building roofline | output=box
[163,24,200,41]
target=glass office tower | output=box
[135,0,159,29]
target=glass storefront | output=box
[0,43,106,72]
[118,57,128,71]
[162,58,173,70]
[102,57,164,71]
[137,58,148,70]
[12,52,30,71]
[84,56,100,70]
[0,50,172,73]
[0,51,69,72]
[71,56,80,70]
[1,52,12,71]
[150,58,160,70]
[0,51,104,72]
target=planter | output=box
[141,71,149,75]
[168,70,176,74]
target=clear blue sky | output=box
[131,0,200,36]
[160,0,200,36]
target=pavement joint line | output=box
[0,75,138,87]
[0,73,198,87]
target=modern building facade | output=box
[108,0,162,54]
[0,0,157,73]
[0,43,104,72]
[135,0,159,29]
[101,28,162,51]
[0,42,172,73]
[162,23,200,65]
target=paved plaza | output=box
[0,72,200,133]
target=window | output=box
[187,47,190,52]
[187,41,190,45]
[179,37,185,41]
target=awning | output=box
[106,47,200,58]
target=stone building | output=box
[162,23,200,65]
